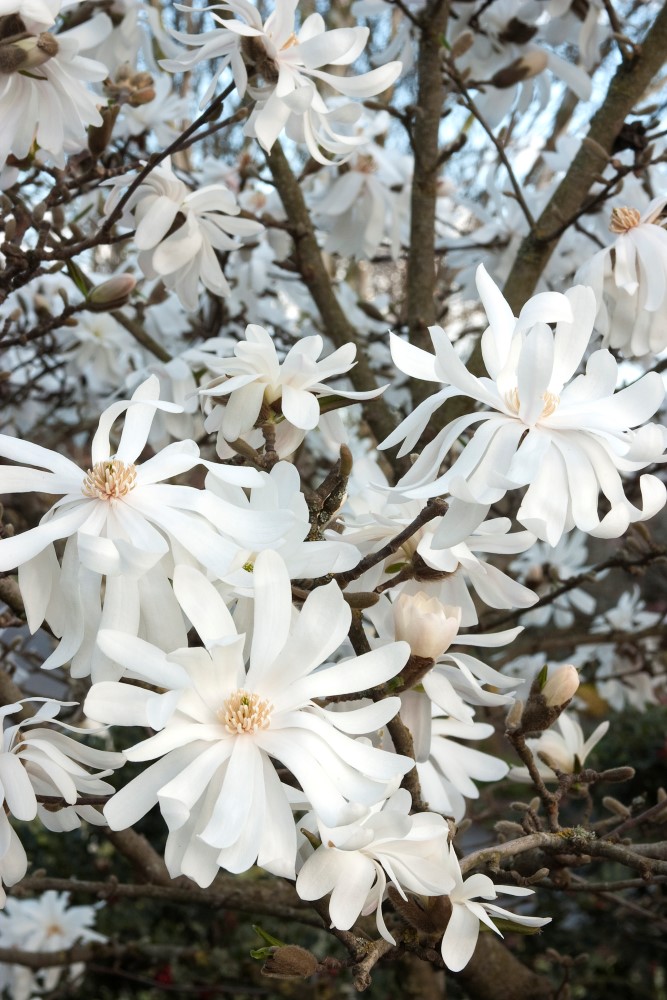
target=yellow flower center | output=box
[82,459,137,501]
[506,388,560,420]
[219,689,273,735]
[609,206,641,234]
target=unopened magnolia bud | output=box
[86,274,136,312]
[450,30,474,60]
[342,591,379,609]
[602,796,631,819]
[0,32,58,74]
[393,591,462,660]
[542,665,580,707]
[520,664,579,735]
[262,945,319,980]
[490,50,548,89]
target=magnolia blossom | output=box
[392,592,462,661]
[104,160,263,311]
[163,0,401,162]
[308,121,412,259]
[441,843,551,972]
[0,699,123,904]
[206,461,360,590]
[344,458,536,626]
[448,0,591,128]
[584,588,664,711]
[510,531,595,629]
[509,711,609,782]
[0,891,104,999]
[0,376,289,677]
[399,691,510,821]
[381,265,666,545]
[0,14,109,171]
[296,790,453,942]
[576,198,667,356]
[84,552,412,883]
[200,324,383,458]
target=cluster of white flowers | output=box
[2,0,667,988]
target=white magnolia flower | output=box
[84,551,412,884]
[345,461,536,625]
[308,119,412,259]
[585,587,664,711]
[509,711,609,782]
[0,375,288,677]
[0,699,123,904]
[381,265,666,545]
[163,0,401,163]
[0,891,104,1000]
[296,789,453,943]
[398,691,510,821]
[118,72,190,146]
[200,324,383,458]
[576,198,667,356]
[104,160,263,311]
[441,843,551,972]
[0,15,109,170]
[206,461,360,589]
[60,311,146,393]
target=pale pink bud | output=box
[393,592,462,660]
[542,665,580,707]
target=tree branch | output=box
[501,3,667,311]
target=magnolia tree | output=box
[0,0,666,996]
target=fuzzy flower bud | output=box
[490,50,548,89]
[519,664,579,736]
[393,592,462,660]
[542,664,580,707]
[86,275,137,312]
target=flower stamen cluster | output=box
[82,459,138,501]
[220,689,273,734]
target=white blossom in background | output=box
[296,789,453,942]
[0,376,292,678]
[583,587,665,711]
[162,0,401,162]
[104,160,264,311]
[84,551,413,884]
[307,114,413,259]
[381,265,666,545]
[200,324,384,458]
[541,0,607,68]
[60,311,147,393]
[0,891,105,999]
[448,0,591,128]
[0,11,109,173]
[440,843,551,972]
[509,710,609,782]
[510,531,596,629]
[576,198,667,356]
[117,72,191,146]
